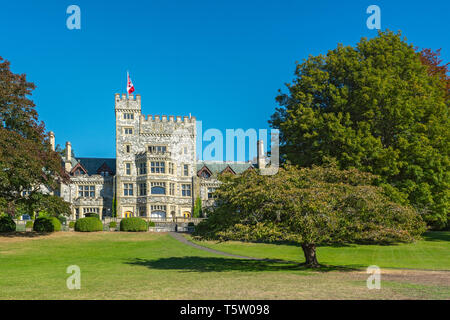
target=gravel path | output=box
[168,232,263,260]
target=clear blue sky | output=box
[1,0,448,160]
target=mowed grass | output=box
[0,232,449,300]
[188,232,450,271]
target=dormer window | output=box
[74,168,84,176]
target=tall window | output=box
[125,163,131,175]
[125,145,131,153]
[123,113,134,120]
[169,163,174,174]
[124,128,133,135]
[139,183,147,196]
[138,162,147,175]
[151,161,165,174]
[181,184,191,197]
[151,182,166,195]
[183,164,189,176]
[124,183,133,196]
[78,185,95,197]
[169,183,175,195]
[139,206,147,217]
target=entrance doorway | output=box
[124,211,133,218]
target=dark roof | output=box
[76,158,116,175]
[196,161,254,175]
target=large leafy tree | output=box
[194,166,426,267]
[0,56,68,215]
[270,31,449,229]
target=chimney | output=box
[49,131,55,151]
[65,141,72,172]
[257,140,265,169]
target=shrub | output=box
[33,217,61,232]
[68,221,75,228]
[85,213,100,219]
[188,222,195,227]
[57,215,67,225]
[75,217,103,232]
[120,217,147,232]
[0,214,16,233]
[148,221,155,227]
[109,221,117,228]
[25,221,34,229]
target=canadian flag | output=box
[127,71,135,95]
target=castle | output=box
[54,93,263,220]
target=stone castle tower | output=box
[114,93,197,219]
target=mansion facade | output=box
[54,93,261,220]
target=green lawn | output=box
[188,232,450,271]
[0,232,448,299]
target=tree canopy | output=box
[270,31,449,229]
[194,166,426,267]
[0,56,68,216]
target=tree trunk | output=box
[301,243,319,267]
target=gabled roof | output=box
[76,158,116,175]
[196,161,254,175]
[197,165,213,178]
[70,162,88,175]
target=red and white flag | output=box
[127,71,135,95]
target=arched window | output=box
[151,182,166,195]
[151,186,165,194]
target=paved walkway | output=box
[168,232,263,260]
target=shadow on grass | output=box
[0,231,53,238]
[126,256,360,273]
[422,231,450,242]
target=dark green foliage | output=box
[112,196,117,218]
[193,198,202,218]
[0,214,16,232]
[85,213,99,219]
[57,215,67,225]
[33,217,61,232]
[270,31,449,229]
[120,217,148,232]
[148,221,155,227]
[25,220,33,229]
[68,221,75,228]
[74,217,103,232]
[194,165,427,266]
[109,221,117,228]
[188,222,195,227]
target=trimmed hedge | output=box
[148,221,155,227]
[85,213,100,219]
[33,217,61,232]
[0,215,16,233]
[109,221,117,228]
[120,217,147,232]
[75,217,103,232]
